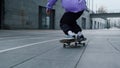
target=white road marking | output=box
[0,37,47,42]
[0,38,61,53]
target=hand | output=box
[46,9,51,16]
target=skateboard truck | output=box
[60,35,86,48]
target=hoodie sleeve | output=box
[46,0,57,9]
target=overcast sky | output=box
[87,0,120,12]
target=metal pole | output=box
[92,0,94,11]
[87,0,89,8]
[89,0,90,9]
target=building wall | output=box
[4,0,39,29]
[39,0,91,30]
[39,0,65,29]
[92,18,106,29]
[77,10,91,29]
[4,0,91,30]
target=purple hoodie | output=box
[46,0,87,13]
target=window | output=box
[82,17,86,29]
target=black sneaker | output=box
[77,35,87,41]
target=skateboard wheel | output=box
[75,43,77,46]
[83,43,85,46]
[63,44,66,48]
[78,41,81,44]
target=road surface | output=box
[0,29,120,68]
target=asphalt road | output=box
[0,29,120,68]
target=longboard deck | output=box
[60,38,86,43]
[60,38,87,48]
[60,38,75,43]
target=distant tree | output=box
[97,6,107,13]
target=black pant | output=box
[60,10,84,35]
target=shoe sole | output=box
[60,38,75,43]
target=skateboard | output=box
[60,38,86,48]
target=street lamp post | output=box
[92,0,94,11]
[87,0,94,11]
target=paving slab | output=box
[0,29,120,68]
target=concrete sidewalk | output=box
[0,29,120,68]
[77,37,120,68]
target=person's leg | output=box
[69,11,84,34]
[60,10,84,37]
[70,22,82,34]
[60,12,76,36]
[67,11,86,40]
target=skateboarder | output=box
[46,0,87,41]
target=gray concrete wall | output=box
[4,0,91,30]
[4,0,39,29]
[38,0,64,29]
[4,0,64,29]
[92,18,106,29]
[77,10,91,29]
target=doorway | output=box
[39,6,55,29]
[81,17,86,29]
[0,0,4,29]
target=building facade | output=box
[0,0,106,30]
[92,18,106,29]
